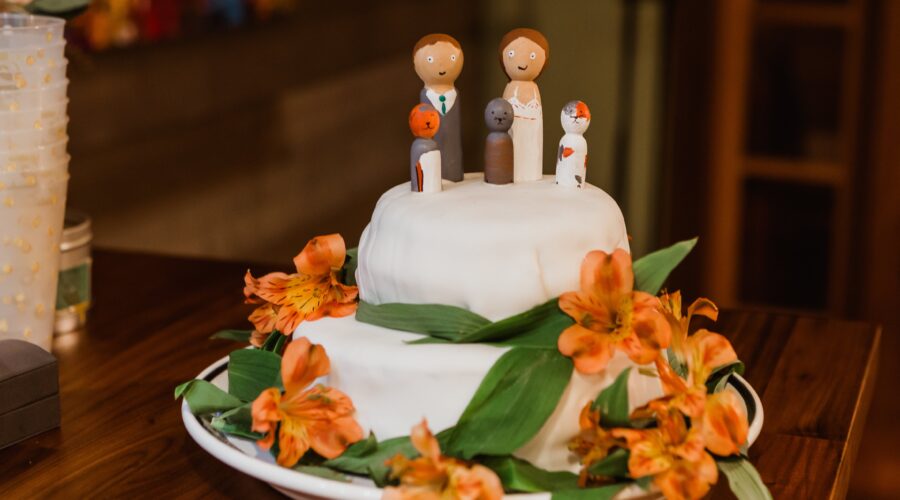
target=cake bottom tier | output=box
[294,316,664,473]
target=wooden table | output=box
[0,250,880,499]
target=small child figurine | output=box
[483,98,514,185]
[555,100,591,188]
[413,34,465,182]
[409,103,443,193]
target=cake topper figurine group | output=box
[409,29,591,192]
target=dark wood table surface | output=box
[0,250,881,499]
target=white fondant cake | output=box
[294,174,661,474]
[297,316,663,473]
[356,173,630,321]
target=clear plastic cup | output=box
[0,60,66,91]
[0,118,67,152]
[0,161,68,187]
[0,139,68,169]
[0,41,65,69]
[0,98,67,130]
[0,14,65,46]
[0,171,69,351]
[0,153,69,178]
[0,80,66,111]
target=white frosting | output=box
[357,174,630,321]
[296,316,663,473]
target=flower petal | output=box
[275,414,312,467]
[579,249,634,311]
[702,391,748,456]
[688,329,737,384]
[293,234,347,276]
[687,297,719,323]
[281,337,331,394]
[251,387,282,450]
[558,324,615,374]
[559,291,613,331]
[450,464,504,500]
[248,302,279,334]
[411,419,442,461]
[308,413,365,459]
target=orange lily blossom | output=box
[568,403,626,486]
[384,419,504,500]
[251,337,363,467]
[638,293,748,456]
[244,234,358,336]
[613,405,718,500]
[558,249,671,374]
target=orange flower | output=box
[613,407,718,500]
[558,249,671,374]
[251,337,363,467]
[244,234,358,335]
[636,294,748,457]
[568,403,626,486]
[384,419,504,500]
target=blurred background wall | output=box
[59,0,897,497]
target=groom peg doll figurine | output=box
[413,34,464,182]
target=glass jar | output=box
[54,210,91,334]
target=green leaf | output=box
[228,348,282,401]
[260,330,282,351]
[26,0,90,18]
[551,483,628,500]
[592,368,631,427]
[341,247,358,287]
[718,458,773,500]
[446,348,573,458]
[293,465,352,483]
[455,299,569,345]
[356,301,490,340]
[706,361,746,394]
[210,403,253,436]
[586,448,630,477]
[209,329,253,342]
[270,332,288,355]
[175,380,243,415]
[632,238,698,294]
[324,430,454,487]
[480,455,579,493]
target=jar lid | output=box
[60,209,91,252]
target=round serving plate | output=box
[182,354,764,500]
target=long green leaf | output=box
[592,368,631,427]
[632,238,697,294]
[551,483,627,500]
[175,380,243,415]
[586,448,630,478]
[228,349,282,401]
[456,299,566,344]
[356,301,490,340]
[446,348,573,458]
[209,329,253,342]
[718,458,773,500]
[480,455,579,493]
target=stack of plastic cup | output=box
[0,14,70,351]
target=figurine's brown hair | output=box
[413,33,462,59]
[498,28,550,79]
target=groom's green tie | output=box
[439,95,446,115]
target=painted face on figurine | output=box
[484,98,514,132]
[561,101,591,134]
[409,103,441,139]
[501,36,547,82]
[414,40,464,87]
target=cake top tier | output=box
[356,173,629,320]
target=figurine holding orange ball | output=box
[413,34,464,182]
[500,28,549,183]
[409,103,443,194]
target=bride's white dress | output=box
[507,86,543,183]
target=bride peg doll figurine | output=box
[500,28,549,183]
